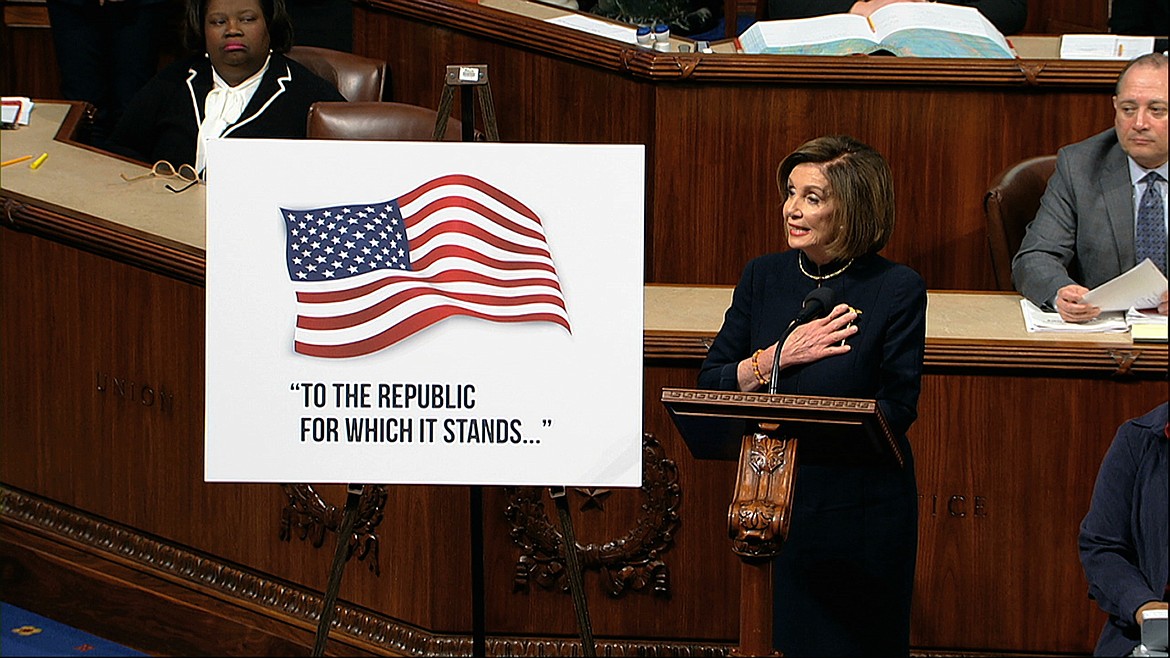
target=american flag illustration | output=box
[280,174,571,358]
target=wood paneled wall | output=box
[1026,0,1111,33]
[353,0,1123,290]
[1,4,58,99]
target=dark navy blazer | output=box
[1080,403,1169,657]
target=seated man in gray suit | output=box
[1012,52,1168,323]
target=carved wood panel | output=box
[504,433,681,598]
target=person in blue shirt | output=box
[1079,402,1169,657]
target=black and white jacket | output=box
[110,53,344,167]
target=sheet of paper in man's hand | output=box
[1082,259,1168,311]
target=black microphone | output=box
[768,287,836,394]
[791,287,836,327]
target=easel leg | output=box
[433,66,500,657]
[432,65,500,144]
[312,483,365,657]
[550,486,597,657]
[432,84,455,142]
[470,484,486,657]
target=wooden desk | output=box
[0,102,204,283]
[3,103,1166,656]
[356,0,1127,293]
[646,285,1168,374]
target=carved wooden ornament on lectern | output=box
[728,426,796,559]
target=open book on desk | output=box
[739,3,1013,58]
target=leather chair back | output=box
[286,46,387,103]
[306,101,465,141]
[984,155,1058,290]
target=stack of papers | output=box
[1019,258,1169,339]
[1059,34,1156,60]
[1020,300,1168,339]
[1020,299,1129,333]
[545,14,638,44]
[1081,260,1167,311]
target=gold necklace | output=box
[798,252,853,281]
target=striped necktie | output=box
[1135,172,1167,276]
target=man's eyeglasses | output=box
[120,160,202,193]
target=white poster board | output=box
[204,139,645,487]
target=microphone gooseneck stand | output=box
[769,288,836,394]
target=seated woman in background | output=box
[768,0,1027,35]
[110,0,344,176]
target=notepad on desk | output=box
[1020,299,1129,333]
[1130,322,1168,343]
[1,96,33,127]
[1127,309,1168,343]
[1059,34,1156,60]
[739,3,1013,58]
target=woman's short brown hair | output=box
[776,135,895,261]
[183,0,294,54]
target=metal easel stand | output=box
[550,486,597,657]
[433,64,500,143]
[312,483,365,657]
[431,65,595,658]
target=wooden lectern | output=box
[661,388,902,657]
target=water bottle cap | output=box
[636,25,651,35]
[653,23,669,33]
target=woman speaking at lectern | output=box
[698,135,927,656]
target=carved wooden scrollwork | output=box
[619,47,638,71]
[278,484,387,575]
[728,432,796,559]
[3,198,26,225]
[672,55,700,78]
[504,433,680,598]
[1108,349,1139,375]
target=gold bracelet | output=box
[751,349,768,386]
